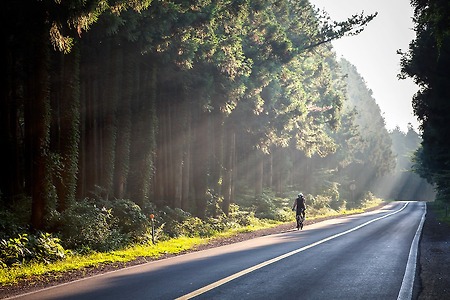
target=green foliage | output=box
[0,233,67,268]
[253,193,277,219]
[53,199,120,252]
[111,199,149,240]
[0,210,25,241]
[399,0,450,202]
[2,0,388,251]
[48,197,151,251]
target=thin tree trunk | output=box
[99,40,119,200]
[192,111,208,218]
[113,46,131,199]
[222,124,235,216]
[255,148,264,196]
[181,102,192,211]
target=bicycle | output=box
[296,214,304,230]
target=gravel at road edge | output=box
[418,204,450,299]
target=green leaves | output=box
[0,233,67,267]
[399,0,450,202]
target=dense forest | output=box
[399,0,450,204]
[0,0,434,258]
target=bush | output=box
[274,207,295,222]
[253,194,277,219]
[229,204,259,227]
[56,199,123,252]
[177,217,217,237]
[309,194,332,210]
[0,210,24,240]
[111,199,149,240]
[0,232,67,267]
[0,195,31,240]
[155,207,193,238]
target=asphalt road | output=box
[10,201,426,300]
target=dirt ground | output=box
[1,202,449,299]
[417,204,450,299]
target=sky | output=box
[309,0,419,133]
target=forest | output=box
[399,0,450,204]
[0,0,436,265]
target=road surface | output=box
[9,201,426,300]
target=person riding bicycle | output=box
[292,193,306,224]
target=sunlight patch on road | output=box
[176,202,409,300]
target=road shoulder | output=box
[418,203,450,299]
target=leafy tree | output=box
[339,58,395,200]
[1,0,382,235]
[399,0,450,202]
[380,125,435,201]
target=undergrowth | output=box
[0,191,384,286]
[432,201,450,225]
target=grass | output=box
[0,236,207,285]
[0,198,384,286]
[432,201,450,225]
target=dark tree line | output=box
[2,0,385,232]
[399,0,450,203]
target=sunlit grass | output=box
[306,198,384,219]
[0,236,207,285]
[0,199,385,286]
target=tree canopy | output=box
[1,0,392,244]
[399,0,450,202]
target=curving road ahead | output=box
[10,201,426,300]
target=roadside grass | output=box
[432,201,450,226]
[0,199,384,286]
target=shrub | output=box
[176,217,217,237]
[309,194,332,210]
[275,207,295,222]
[0,210,24,240]
[155,207,193,238]
[56,199,123,252]
[111,199,149,240]
[0,232,67,267]
[229,204,259,227]
[253,194,277,219]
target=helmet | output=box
[298,193,303,198]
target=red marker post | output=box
[149,214,155,244]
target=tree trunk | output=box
[0,41,22,206]
[113,46,131,199]
[192,111,208,218]
[222,124,235,216]
[255,148,264,196]
[26,27,51,230]
[99,40,119,200]
[127,63,157,208]
[51,47,81,212]
[181,103,192,211]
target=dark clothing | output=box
[292,196,306,213]
[292,196,306,218]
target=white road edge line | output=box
[397,202,427,300]
[176,202,409,300]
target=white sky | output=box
[309,0,419,133]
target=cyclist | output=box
[292,193,306,229]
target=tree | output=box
[399,0,450,202]
[339,58,395,199]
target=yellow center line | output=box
[176,202,408,300]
